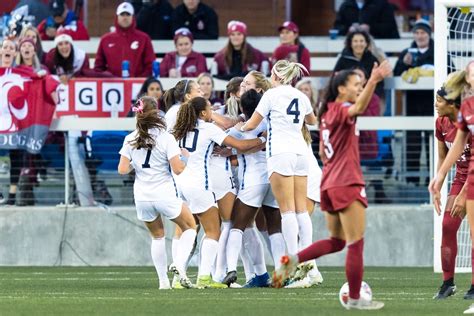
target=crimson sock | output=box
[441,211,463,281]
[346,239,364,300]
[297,237,346,263]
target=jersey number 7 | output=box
[286,98,300,123]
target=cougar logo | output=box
[0,71,29,132]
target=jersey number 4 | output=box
[179,129,200,152]
[286,98,300,123]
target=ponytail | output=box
[173,96,208,140]
[162,79,195,112]
[129,96,166,149]
[272,59,308,86]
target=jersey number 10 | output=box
[179,129,200,152]
[286,98,300,123]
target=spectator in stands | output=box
[172,0,218,39]
[334,0,400,39]
[19,25,46,63]
[136,0,174,39]
[37,0,90,41]
[15,38,48,75]
[271,21,310,73]
[135,77,166,117]
[160,28,208,78]
[197,72,223,106]
[394,19,434,185]
[94,2,155,78]
[14,0,50,27]
[213,21,268,80]
[45,28,112,84]
[334,30,384,98]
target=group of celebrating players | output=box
[118,58,392,310]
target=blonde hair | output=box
[18,25,44,61]
[247,70,271,92]
[444,70,468,102]
[272,60,308,85]
[197,72,214,87]
[295,78,318,108]
[224,77,243,119]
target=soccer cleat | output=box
[169,263,194,289]
[222,270,238,287]
[465,285,474,299]
[465,304,474,314]
[229,282,242,288]
[243,272,271,288]
[292,262,314,282]
[171,275,184,289]
[196,275,228,289]
[346,297,384,310]
[272,255,299,288]
[433,281,456,299]
[284,272,323,289]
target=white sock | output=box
[175,229,197,273]
[240,245,254,282]
[281,211,299,255]
[198,238,219,277]
[171,237,179,264]
[269,232,286,270]
[260,230,272,257]
[244,227,267,275]
[308,259,321,276]
[226,228,243,272]
[151,237,169,286]
[214,221,231,281]
[296,211,313,250]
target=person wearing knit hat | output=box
[16,37,47,77]
[160,27,207,77]
[393,18,434,185]
[272,21,310,72]
[213,20,268,80]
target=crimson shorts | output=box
[467,180,474,200]
[449,182,464,197]
[320,185,368,212]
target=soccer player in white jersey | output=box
[172,96,266,288]
[222,89,279,288]
[117,97,197,290]
[163,79,202,132]
[238,60,318,265]
[285,125,323,288]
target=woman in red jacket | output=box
[272,21,310,73]
[213,20,268,80]
[160,27,208,78]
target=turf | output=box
[0,267,472,315]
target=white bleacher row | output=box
[84,56,399,73]
[42,36,413,55]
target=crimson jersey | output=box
[457,97,474,180]
[436,116,470,185]
[320,102,365,190]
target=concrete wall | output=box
[0,205,434,267]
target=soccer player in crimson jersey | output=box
[273,60,391,310]
[431,72,472,300]
[430,64,474,310]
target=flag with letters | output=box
[0,67,58,154]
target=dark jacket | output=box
[334,0,400,39]
[160,51,208,77]
[393,39,434,116]
[172,3,218,39]
[213,44,268,80]
[136,0,174,40]
[334,48,384,97]
[37,10,90,40]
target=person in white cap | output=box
[94,2,155,78]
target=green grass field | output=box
[0,267,472,315]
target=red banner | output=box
[55,78,146,118]
[0,67,58,153]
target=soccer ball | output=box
[339,281,372,308]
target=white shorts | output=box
[180,185,217,214]
[267,153,308,178]
[209,160,237,200]
[135,198,183,222]
[237,183,278,208]
[307,172,321,203]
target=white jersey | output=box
[119,128,181,201]
[236,120,268,189]
[176,119,228,190]
[306,143,322,202]
[256,85,313,157]
[165,103,181,132]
